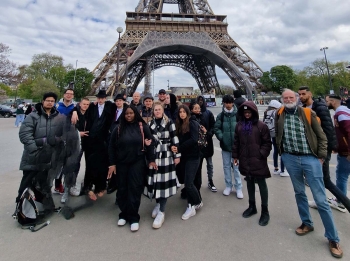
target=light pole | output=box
[114,27,123,96]
[320,47,333,94]
[73,60,78,83]
[167,79,169,90]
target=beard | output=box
[284,101,297,109]
[328,104,334,110]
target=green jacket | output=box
[214,107,238,152]
[275,106,327,159]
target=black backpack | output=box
[13,187,54,232]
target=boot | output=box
[259,205,270,226]
[242,200,257,218]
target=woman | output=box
[145,102,180,229]
[164,93,178,122]
[232,101,272,226]
[172,105,202,220]
[108,105,156,232]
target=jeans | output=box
[336,155,350,197]
[15,114,25,127]
[272,137,284,172]
[282,153,339,242]
[205,157,214,180]
[222,150,242,190]
[185,158,201,206]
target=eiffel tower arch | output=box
[91,0,263,99]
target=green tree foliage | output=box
[260,65,297,93]
[64,68,94,100]
[0,82,14,96]
[17,77,59,101]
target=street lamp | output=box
[320,47,333,94]
[167,79,169,90]
[114,26,124,96]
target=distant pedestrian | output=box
[15,102,25,127]
[233,90,246,109]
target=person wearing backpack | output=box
[263,100,288,177]
[214,95,243,198]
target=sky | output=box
[1,0,349,93]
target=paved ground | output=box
[0,109,349,261]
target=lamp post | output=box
[320,47,333,94]
[167,79,169,90]
[114,27,124,96]
[73,60,78,83]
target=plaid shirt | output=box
[282,109,312,155]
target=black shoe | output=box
[208,179,217,192]
[259,211,270,226]
[107,186,117,194]
[242,201,257,218]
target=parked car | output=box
[0,105,16,118]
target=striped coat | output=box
[144,117,181,199]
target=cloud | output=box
[1,0,349,93]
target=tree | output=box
[31,77,60,101]
[0,43,17,84]
[0,82,14,96]
[260,65,298,93]
[63,68,94,100]
[219,84,234,95]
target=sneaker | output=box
[273,169,280,175]
[151,203,160,218]
[208,179,217,192]
[236,189,244,199]
[152,212,165,229]
[117,219,126,226]
[280,171,289,177]
[195,201,203,210]
[328,197,346,213]
[223,187,232,196]
[70,185,81,196]
[308,201,318,209]
[182,204,196,220]
[329,241,343,258]
[53,184,64,194]
[130,223,139,232]
[60,190,69,204]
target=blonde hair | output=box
[152,101,169,124]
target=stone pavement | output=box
[0,117,349,261]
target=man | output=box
[141,94,154,123]
[131,91,142,113]
[298,86,350,213]
[196,95,217,192]
[15,92,63,211]
[158,89,167,104]
[276,89,342,258]
[214,95,243,198]
[106,93,126,195]
[233,90,246,109]
[326,94,350,212]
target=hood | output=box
[268,100,281,109]
[237,101,259,122]
[196,95,206,112]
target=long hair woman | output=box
[108,105,156,232]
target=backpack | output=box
[263,109,276,132]
[13,187,52,232]
[277,106,320,125]
[198,126,208,148]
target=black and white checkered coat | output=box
[144,117,181,199]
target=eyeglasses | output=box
[65,93,74,95]
[44,100,55,103]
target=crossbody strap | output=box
[139,122,145,151]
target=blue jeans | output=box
[336,155,350,197]
[15,114,25,127]
[222,150,242,190]
[272,137,284,171]
[282,153,339,242]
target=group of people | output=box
[14,86,349,258]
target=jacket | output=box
[275,106,327,159]
[56,101,75,116]
[214,105,238,152]
[334,106,350,156]
[232,101,272,178]
[19,103,64,171]
[177,116,200,159]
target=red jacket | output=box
[334,106,350,156]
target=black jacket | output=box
[177,116,200,159]
[305,98,337,151]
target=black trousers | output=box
[246,176,268,207]
[194,157,203,200]
[185,158,202,206]
[16,170,50,203]
[117,157,146,224]
[323,150,350,212]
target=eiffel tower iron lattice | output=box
[91,0,264,99]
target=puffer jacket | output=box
[19,103,64,171]
[232,101,272,178]
[214,105,238,152]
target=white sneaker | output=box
[152,203,160,218]
[236,189,244,199]
[130,223,139,232]
[195,201,203,210]
[328,198,346,213]
[60,190,69,203]
[223,187,232,196]
[273,169,280,175]
[280,171,290,177]
[118,219,127,226]
[69,185,81,196]
[182,204,196,220]
[152,212,165,229]
[308,200,318,209]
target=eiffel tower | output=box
[91,0,263,99]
